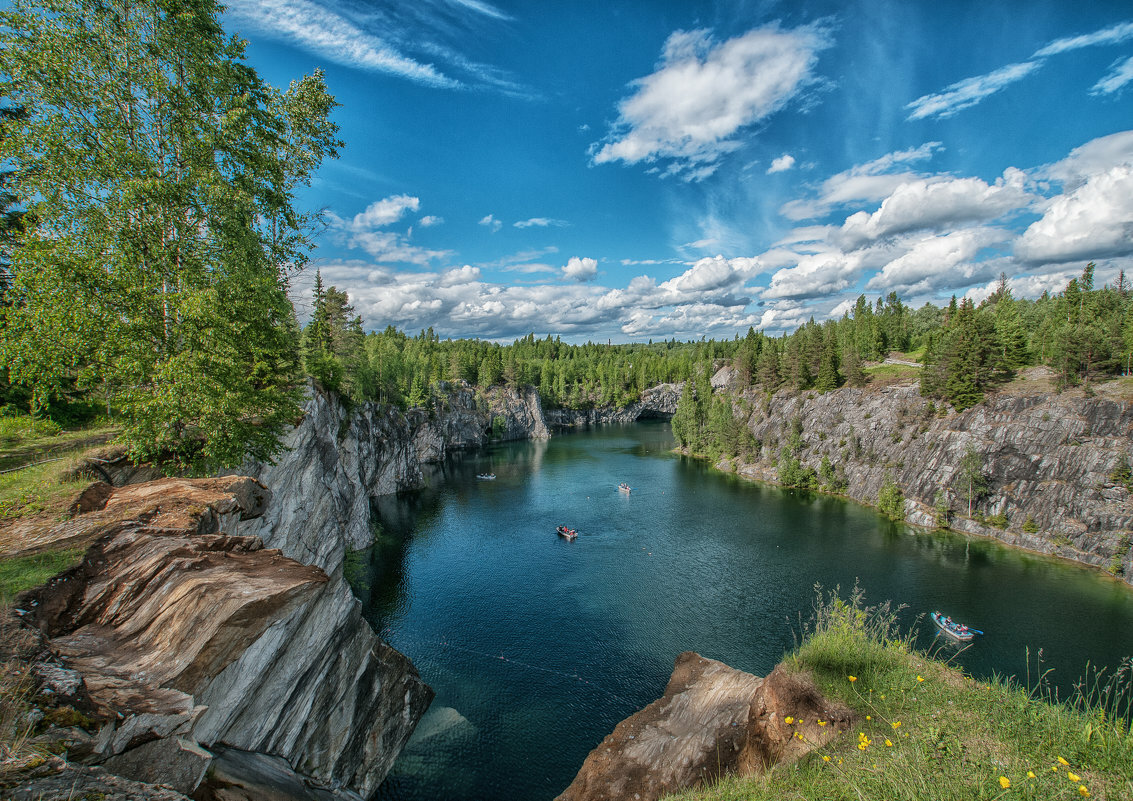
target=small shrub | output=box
[986,513,1008,529]
[933,491,951,529]
[1022,516,1039,533]
[877,476,904,521]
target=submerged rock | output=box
[556,652,852,801]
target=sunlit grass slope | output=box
[668,588,1133,801]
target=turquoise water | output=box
[359,421,1133,801]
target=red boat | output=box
[556,525,578,540]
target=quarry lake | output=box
[357,421,1133,801]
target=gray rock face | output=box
[199,383,550,795]
[545,383,683,428]
[727,385,1133,582]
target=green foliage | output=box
[957,445,989,517]
[0,0,340,470]
[986,512,1009,529]
[777,448,817,489]
[877,475,905,520]
[1022,516,1039,533]
[1109,457,1133,491]
[933,491,951,528]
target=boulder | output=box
[556,653,852,801]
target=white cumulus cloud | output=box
[478,214,503,233]
[1016,164,1133,265]
[780,142,943,221]
[865,228,1010,296]
[836,168,1032,249]
[563,256,598,282]
[767,154,796,174]
[591,24,830,179]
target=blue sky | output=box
[224,0,1133,342]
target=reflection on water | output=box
[354,421,1133,801]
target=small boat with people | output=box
[618,482,631,493]
[476,473,496,480]
[556,525,578,540]
[931,611,980,642]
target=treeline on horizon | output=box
[301,261,1133,416]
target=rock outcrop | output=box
[545,383,683,428]
[14,477,432,800]
[720,381,1133,582]
[556,652,853,801]
[229,382,549,575]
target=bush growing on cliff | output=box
[777,448,817,489]
[877,477,905,521]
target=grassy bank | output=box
[669,588,1133,801]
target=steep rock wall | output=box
[545,383,683,428]
[232,382,550,574]
[17,477,431,800]
[723,384,1133,582]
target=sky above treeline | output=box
[224,0,1133,343]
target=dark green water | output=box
[359,421,1133,801]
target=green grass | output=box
[667,586,1133,801]
[0,548,85,606]
[0,417,118,524]
[863,363,920,382]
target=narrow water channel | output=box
[358,421,1133,801]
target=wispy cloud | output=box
[905,61,1041,120]
[328,195,451,265]
[478,214,503,233]
[225,0,459,87]
[907,20,1133,120]
[780,142,943,221]
[591,23,831,180]
[445,0,514,22]
[1033,20,1133,57]
[1091,56,1133,96]
[514,218,570,229]
[225,0,528,94]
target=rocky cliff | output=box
[12,477,432,800]
[716,379,1133,583]
[544,383,682,428]
[231,381,550,574]
[7,382,552,799]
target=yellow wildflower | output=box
[917,675,925,682]
[891,721,902,729]
[866,715,872,720]
[999,777,1010,790]
[885,739,893,747]
[1068,773,1080,783]
[1078,786,1089,797]
[818,719,827,726]
[848,675,858,682]
[1027,771,1035,779]
[823,755,831,762]
[784,716,794,724]
[1058,757,1069,766]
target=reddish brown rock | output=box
[555,652,853,801]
